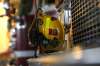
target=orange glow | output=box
[28,55,62,64]
[11,20,16,28]
[0,0,4,3]
[72,45,83,60]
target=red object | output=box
[49,28,53,35]
[16,58,28,66]
[49,28,58,35]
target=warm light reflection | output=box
[97,2,100,8]
[72,45,83,60]
[38,56,60,64]
[0,7,5,15]
[0,7,10,54]
[28,55,62,64]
